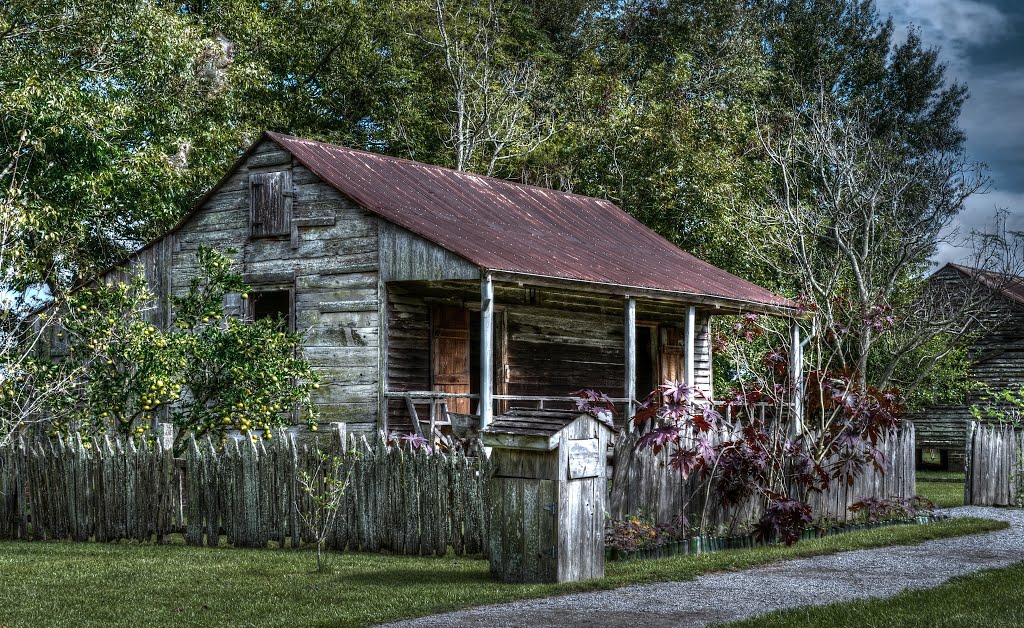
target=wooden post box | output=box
[482,409,613,583]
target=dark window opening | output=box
[251,290,291,330]
[915,447,949,471]
[635,325,657,399]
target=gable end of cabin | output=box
[103,137,386,433]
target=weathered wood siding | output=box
[384,281,715,431]
[487,414,610,583]
[379,222,479,283]
[102,139,383,433]
[913,266,1024,470]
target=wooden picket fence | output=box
[609,421,916,530]
[0,429,491,555]
[1,420,921,552]
[964,421,1023,507]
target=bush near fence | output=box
[964,421,1024,507]
[609,422,917,530]
[0,429,491,555]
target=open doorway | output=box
[635,324,658,399]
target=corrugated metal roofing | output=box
[267,131,794,311]
[948,263,1024,306]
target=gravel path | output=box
[382,507,1024,628]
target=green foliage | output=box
[969,383,1024,427]
[1,0,971,294]
[30,247,318,453]
[296,447,359,572]
[43,277,182,442]
[879,336,973,410]
[1,0,246,287]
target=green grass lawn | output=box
[917,471,966,508]
[917,470,966,482]
[726,560,1024,627]
[0,518,1005,627]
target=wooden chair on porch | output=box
[404,396,453,443]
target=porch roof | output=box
[268,132,796,314]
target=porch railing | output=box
[383,391,631,434]
[384,392,790,435]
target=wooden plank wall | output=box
[964,421,1023,507]
[0,431,492,555]
[913,266,1024,468]
[609,422,917,529]
[385,285,432,432]
[99,138,383,433]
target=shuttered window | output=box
[249,171,290,237]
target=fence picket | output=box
[609,423,917,526]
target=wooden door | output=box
[432,306,471,414]
[659,326,685,387]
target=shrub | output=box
[34,246,319,454]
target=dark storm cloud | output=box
[874,0,1024,264]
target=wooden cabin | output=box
[94,132,799,435]
[914,264,1024,471]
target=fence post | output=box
[964,421,975,506]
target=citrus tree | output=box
[34,247,318,454]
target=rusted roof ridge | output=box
[946,263,1024,306]
[267,131,795,310]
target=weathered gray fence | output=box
[609,422,916,529]
[964,421,1023,507]
[0,431,491,555]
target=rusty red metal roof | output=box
[267,132,794,311]
[948,263,1024,306]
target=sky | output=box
[873,0,1024,266]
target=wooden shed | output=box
[88,132,800,435]
[914,263,1024,471]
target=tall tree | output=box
[743,95,1009,397]
[0,0,248,289]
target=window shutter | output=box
[249,171,290,236]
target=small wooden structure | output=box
[914,264,1024,471]
[483,409,613,583]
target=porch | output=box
[380,275,804,438]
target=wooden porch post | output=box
[790,319,804,433]
[480,273,495,429]
[684,306,696,401]
[624,297,636,417]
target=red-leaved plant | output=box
[576,311,906,545]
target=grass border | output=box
[725,552,1024,627]
[0,517,1007,627]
